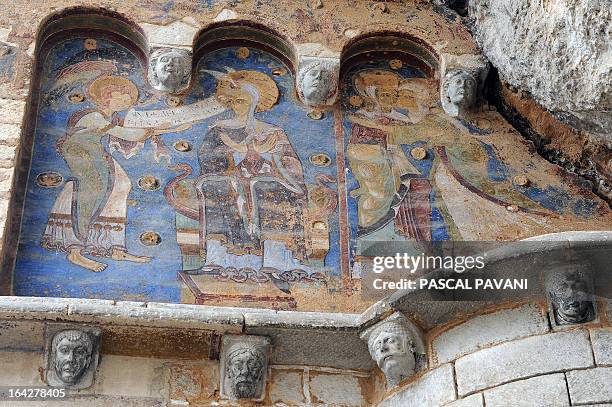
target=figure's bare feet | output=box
[111,248,151,263]
[67,248,107,272]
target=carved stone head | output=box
[149,48,191,94]
[45,327,101,389]
[439,53,489,118]
[441,69,478,116]
[360,312,425,389]
[546,267,596,325]
[220,335,270,400]
[296,56,339,106]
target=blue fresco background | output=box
[13,39,340,301]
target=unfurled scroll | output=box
[124,97,226,127]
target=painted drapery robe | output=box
[198,124,308,263]
[42,110,138,256]
[165,67,327,298]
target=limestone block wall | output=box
[376,302,612,407]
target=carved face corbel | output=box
[148,47,192,94]
[439,53,489,117]
[44,325,101,389]
[296,55,340,106]
[360,312,426,389]
[545,266,597,327]
[220,335,270,400]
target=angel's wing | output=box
[42,60,118,107]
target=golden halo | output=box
[218,70,279,113]
[87,76,139,108]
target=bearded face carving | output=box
[220,335,270,400]
[148,48,191,94]
[296,56,339,106]
[45,327,100,389]
[361,312,426,389]
[546,267,596,326]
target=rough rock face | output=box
[469,0,611,139]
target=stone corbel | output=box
[44,324,101,389]
[220,334,271,401]
[148,47,192,94]
[140,18,196,94]
[360,312,426,389]
[545,264,598,328]
[439,53,489,117]
[295,43,341,107]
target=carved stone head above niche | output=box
[440,53,489,117]
[148,47,192,94]
[296,55,340,107]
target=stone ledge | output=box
[455,330,594,396]
[244,309,360,331]
[0,296,369,331]
[0,296,375,369]
[443,393,483,407]
[0,296,245,331]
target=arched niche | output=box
[1,8,148,293]
[337,33,442,285]
[336,31,612,288]
[193,22,296,75]
[164,24,341,310]
[340,32,439,79]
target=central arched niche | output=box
[339,34,440,289]
[168,23,341,310]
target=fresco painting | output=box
[342,59,612,276]
[11,35,612,312]
[14,37,341,308]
